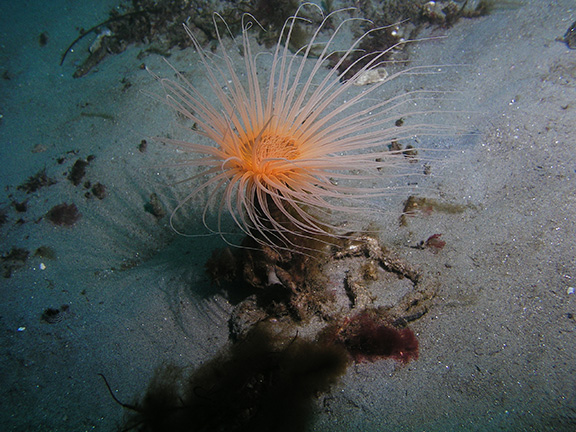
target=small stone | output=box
[354,67,388,86]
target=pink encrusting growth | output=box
[159,6,444,249]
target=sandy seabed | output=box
[1,0,576,430]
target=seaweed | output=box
[0,207,7,227]
[106,324,349,432]
[1,247,29,278]
[319,308,419,363]
[11,200,27,213]
[39,32,49,47]
[45,203,81,226]
[68,158,89,186]
[17,169,57,194]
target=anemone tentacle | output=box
[159,6,447,251]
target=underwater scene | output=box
[1,0,575,430]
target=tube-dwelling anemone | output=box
[159,6,436,251]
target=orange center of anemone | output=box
[240,132,302,175]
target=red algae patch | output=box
[321,310,419,364]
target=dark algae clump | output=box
[45,203,81,226]
[114,324,349,432]
[17,169,57,194]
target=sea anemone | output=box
[158,6,438,251]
